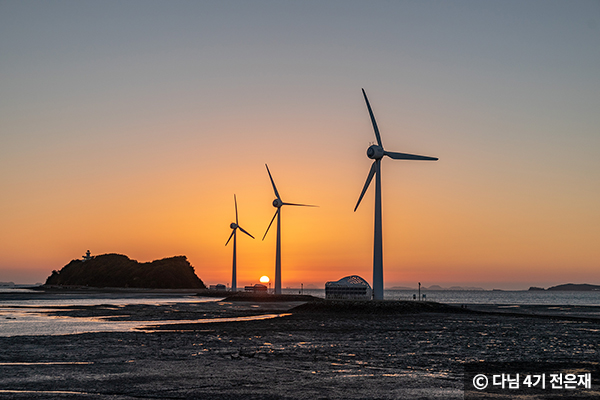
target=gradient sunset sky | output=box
[1,1,599,289]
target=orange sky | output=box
[1,2,599,289]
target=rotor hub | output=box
[272,199,283,208]
[367,145,384,160]
[230,223,238,229]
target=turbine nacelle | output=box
[272,198,283,208]
[230,222,238,230]
[367,144,384,160]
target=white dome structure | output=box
[325,275,372,300]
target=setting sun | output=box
[259,276,270,284]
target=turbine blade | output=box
[225,229,235,246]
[265,164,281,201]
[262,209,279,240]
[234,194,238,224]
[282,202,317,207]
[384,151,438,161]
[362,88,383,147]
[238,226,255,239]
[354,161,377,212]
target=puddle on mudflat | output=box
[139,313,292,333]
[0,390,97,396]
[0,362,93,365]
[0,310,291,337]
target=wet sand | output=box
[0,293,599,399]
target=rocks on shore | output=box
[291,299,470,314]
[223,292,323,302]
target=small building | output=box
[244,284,268,293]
[82,250,92,262]
[325,275,372,300]
[209,284,227,291]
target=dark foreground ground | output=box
[0,295,599,399]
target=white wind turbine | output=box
[263,164,316,295]
[354,89,438,300]
[226,194,254,292]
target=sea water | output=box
[286,288,600,306]
[1,288,599,337]
[0,291,294,337]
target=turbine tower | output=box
[263,164,315,295]
[354,89,438,300]
[226,194,254,292]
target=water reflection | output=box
[0,389,95,396]
[0,362,93,365]
[0,303,291,337]
[0,295,218,308]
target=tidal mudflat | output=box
[1,294,599,399]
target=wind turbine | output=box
[263,164,315,295]
[226,194,254,292]
[354,89,438,300]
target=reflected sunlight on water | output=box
[0,307,291,337]
[0,293,294,337]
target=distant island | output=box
[389,285,484,291]
[528,283,600,291]
[45,253,206,289]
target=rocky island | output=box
[44,253,206,289]
[528,283,600,291]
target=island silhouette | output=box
[45,253,206,289]
[529,283,600,291]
